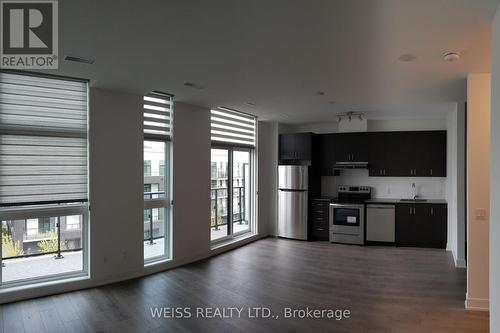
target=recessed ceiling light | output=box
[398,53,417,62]
[184,82,203,90]
[316,91,325,96]
[64,55,94,64]
[443,51,460,62]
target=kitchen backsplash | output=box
[322,169,446,199]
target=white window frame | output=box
[143,139,172,265]
[0,204,89,288]
[143,91,173,266]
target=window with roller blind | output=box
[0,71,89,287]
[143,92,172,264]
[210,107,257,244]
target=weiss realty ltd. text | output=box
[150,306,351,321]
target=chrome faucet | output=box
[412,182,418,200]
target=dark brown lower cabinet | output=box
[396,203,447,248]
[310,199,329,241]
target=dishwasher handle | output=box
[367,204,395,209]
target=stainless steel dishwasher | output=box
[366,204,395,243]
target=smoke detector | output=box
[443,51,460,62]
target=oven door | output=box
[330,204,364,227]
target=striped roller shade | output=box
[211,108,256,147]
[0,72,88,206]
[143,92,173,140]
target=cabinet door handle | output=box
[410,169,413,175]
[380,169,383,175]
[383,169,386,175]
[430,169,433,176]
[316,228,325,231]
[409,207,412,215]
[431,207,434,215]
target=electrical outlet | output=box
[475,208,487,220]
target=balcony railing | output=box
[143,209,165,245]
[211,186,247,231]
[144,191,166,200]
[1,216,82,262]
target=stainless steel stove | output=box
[329,185,371,245]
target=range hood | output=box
[333,161,369,169]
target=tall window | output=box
[143,92,172,263]
[0,72,88,286]
[210,108,256,243]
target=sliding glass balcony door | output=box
[210,148,252,242]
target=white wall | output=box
[290,121,338,134]
[466,73,491,311]
[446,103,467,268]
[368,118,447,131]
[322,170,446,199]
[490,6,500,330]
[0,90,275,304]
[286,117,447,134]
[89,88,144,281]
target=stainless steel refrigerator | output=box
[278,165,308,240]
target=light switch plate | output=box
[475,208,487,220]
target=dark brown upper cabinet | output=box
[369,131,446,177]
[320,134,337,175]
[279,133,312,162]
[320,130,447,177]
[332,132,370,163]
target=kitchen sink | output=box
[400,198,427,202]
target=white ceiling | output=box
[48,0,499,123]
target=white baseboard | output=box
[451,249,467,268]
[465,295,489,311]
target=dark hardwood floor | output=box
[0,238,489,332]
